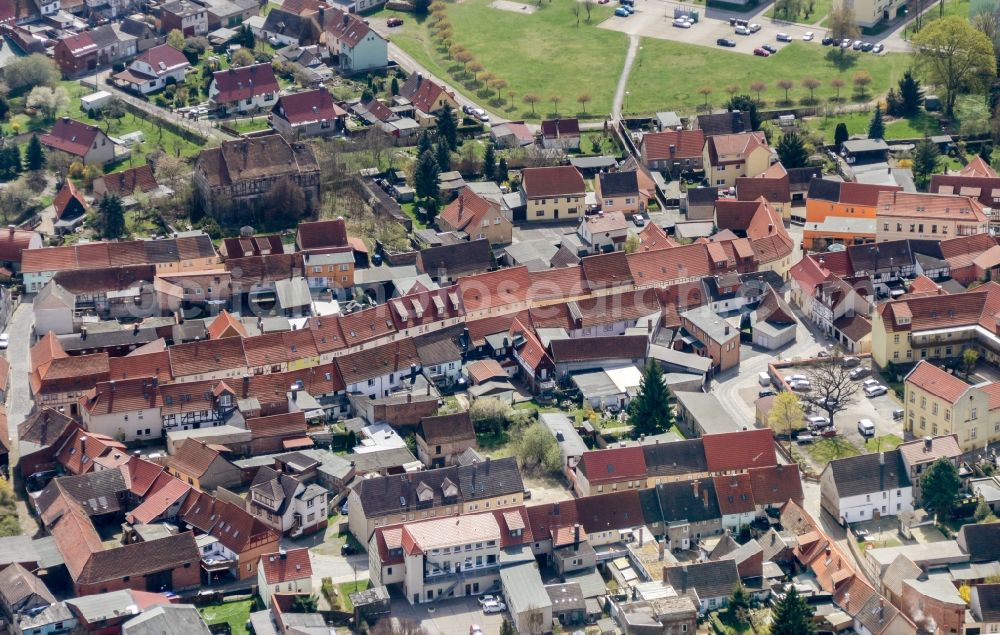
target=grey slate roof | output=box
[825,450,910,498]
[642,438,708,478]
[123,605,211,635]
[598,171,639,197]
[958,522,1000,563]
[648,478,720,525]
[353,456,522,516]
[973,584,1000,622]
[663,559,740,600]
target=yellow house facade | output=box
[520,165,586,222]
[903,360,999,452]
[704,132,773,189]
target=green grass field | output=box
[764,0,833,25]
[805,109,939,142]
[339,580,371,611]
[807,436,861,465]
[199,600,253,635]
[378,0,626,121]
[864,434,904,452]
[626,41,909,114]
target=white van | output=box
[758,372,771,387]
[857,419,876,438]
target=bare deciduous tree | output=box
[805,356,861,427]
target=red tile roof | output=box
[961,155,998,178]
[702,428,776,472]
[211,64,279,104]
[705,131,768,166]
[521,166,585,199]
[904,360,971,404]
[127,472,191,524]
[56,32,98,59]
[577,447,647,485]
[168,336,247,377]
[133,44,189,75]
[747,464,803,507]
[170,440,228,478]
[439,188,503,234]
[527,266,588,300]
[260,548,312,584]
[641,129,705,161]
[713,473,756,515]
[876,190,988,222]
[107,349,172,383]
[297,218,348,251]
[273,88,345,125]
[458,266,533,312]
[53,180,88,220]
[94,164,159,199]
[540,118,580,139]
[81,377,158,416]
[399,73,454,114]
[929,173,1000,209]
[40,118,103,158]
[580,251,633,289]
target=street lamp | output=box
[625,90,630,114]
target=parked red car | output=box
[753,47,770,57]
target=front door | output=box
[465,584,471,596]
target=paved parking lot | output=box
[388,596,506,635]
[776,362,904,449]
[597,0,910,54]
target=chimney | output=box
[724,324,730,336]
[279,548,287,560]
[242,374,250,398]
[342,12,348,25]
[702,487,709,507]
[407,392,412,403]
[458,196,465,221]
[658,539,665,561]
[647,319,653,333]
[573,523,580,550]
[692,479,699,499]
[7,225,14,236]
[924,436,932,452]
[879,452,885,465]
[879,597,885,621]
[669,144,676,157]
[81,326,87,340]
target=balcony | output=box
[423,561,500,583]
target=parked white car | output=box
[864,384,888,397]
[482,600,507,615]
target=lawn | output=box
[339,580,371,611]
[904,0,970,37]
[375,0,626,121]
[864,434,903,452]
[807,436,861,465]
[805,108,940,143]
[229,117,272,134]
[764,0,833,24]
[626,41,909,114]
[198,600,253,635]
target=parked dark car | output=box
[762,44,777,53]
[821,36,834,45]
[717,38,737,47]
